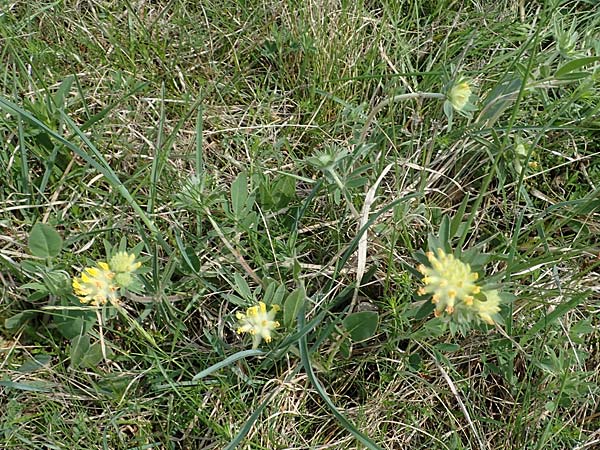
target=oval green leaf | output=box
[555,56,600,78]
[28,223,63,258]
[343,310,378,342]
[231,171,249,217]
[284,286,305,327]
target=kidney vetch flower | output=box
[236,302,280,348]
[417,248,502,325]
[72,263,118,306]
[109,251,141,288]
[472,290,502,325]
[446,79,477,118]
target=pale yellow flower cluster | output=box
[417,248,501,325]
[72,252,141,306]
[447,79,477,118]
[448,82,472,112]
[236,302,280,348]
[72,263,118,306]
[109,251,142,290]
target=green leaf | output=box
[233,273,252,300]
[80,342,105,368]
[54,76,74,110]
[17,354,52,373]
[410,317,446,340]
[28,223,63,258]
[4,311,37,330]
[555,56,600,78]
[408,353,422,371]
[0,379,53,393]
[283,286,305,327]
[95,374,135,398]
[342,311,378,342]
[225,294,246,306]
[70,334,91,368]
[414,299,435,320]
[272,175,296,208]
[570,318,594,336]
[262,280,277,304]
[20,260,44,273]
[555,71,592,81]
[231,171,249,217]
[435,343,461,352]
[70,335,106,369]
[20,282,48,291]
[28,291,50,302]
[55,314,95,339]
[438,215,450,245]
[183,246,201,273]
[520,292,588,345]
[53,297,97,339]
[443,100,454,131]
[477,76,522,127]
[450,194,470,238]
[339,336,351,359]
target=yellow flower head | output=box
[418,248,481,316]
[109,251,141,288]
[72,262,118,306]
[109,251,141,274]
[472,290,502,325]
[236,302,280,348]
[448,81,473,113]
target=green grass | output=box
[1,0,599,449]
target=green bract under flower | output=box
[72,262,118,306]
[236,302,280,348]
[417,248,502,326]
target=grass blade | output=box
[0,95,164,243]
[298,304,383,450]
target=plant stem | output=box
[327,167,361,219]
[359,92,446,142]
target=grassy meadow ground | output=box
[1,0,600,449]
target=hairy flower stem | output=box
[359,92,446,142]
[96,309,107,361]
[326,167,360,219]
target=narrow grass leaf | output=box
[520,292,588,345]
[192,349,265,381]
[224,386,279,450]
[0,96,163,241]
[195,105,204,174]
[298,306,383,450]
